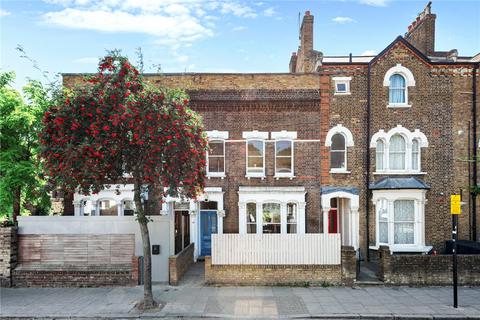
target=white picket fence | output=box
[211,233,341,265]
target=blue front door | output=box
[200,210,217,256]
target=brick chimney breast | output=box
[404,1,436,55]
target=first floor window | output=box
[389,134,406,170]
[275,140,293,175]
[330,133,346,170]
[287,203,297,233]
[262,203,281,233]
[246,203,257,234]
[376,140,385,171]
[208,140,225,174]
[247,140,264,174]
[412,139,420,171]
[394,200,415,244]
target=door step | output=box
[354,280,384,286]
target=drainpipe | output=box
[472,63,478,241]
[366,63,372,260]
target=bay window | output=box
[287,203,297,233]
[262,203,281,234]
[246,202,257,234]
[389,134,406,170]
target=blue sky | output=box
[1,0,479,90]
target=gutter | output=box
[366,63,372,260]
[472,63,478,241]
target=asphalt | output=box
[1,263,479,319]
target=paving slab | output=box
[1,265,480,319]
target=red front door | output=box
[328,209,338,233]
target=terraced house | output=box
[5,2,479,287]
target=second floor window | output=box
[247,140,265,175]
[207,140,225,175]
[275,140,293,176]
[389,74,406,104]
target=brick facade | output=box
[57,2,479,281]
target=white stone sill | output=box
[387,104,412,108]
[373,171,426,175]
[369,245,433,254]
[330,170,351,174]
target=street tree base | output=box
[134,299,162,312]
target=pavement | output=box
[1,263,480,319]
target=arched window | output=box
[287,203,297,234]
[330,134,346,170]
[412,139,420,171]
[376,140,385,171]
[98,199,118,216]
[246,202,256,234]
[389,74,406,104]
[389,134,406,170]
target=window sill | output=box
[373,171,426,175]
[330,169,351,174]
[207,173,226,179]
[274,175,295,180]
[246,174,266,180]
[334,92,351,96]
[387,103,411,108]
[369,244,433,254]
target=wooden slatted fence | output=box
[18,234,134,266]
[211,234,341,265]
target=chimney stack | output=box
[404,1,436,55]
[300,11,314,54]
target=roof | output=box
[322,56,374,64]
[320,186,359,195]
[369,177,431,190]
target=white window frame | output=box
[238,186,306,235]
[206,131,228,179]
[333,77,352,95]
[372,189,430,253]
[325,124,354,173]
[243,131,268,179]
[383,64,415,108]
[272,130,297,179]
[370,125,428,174]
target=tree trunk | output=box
[134,181,157,309]
[12,186,21,223]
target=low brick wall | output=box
[13,264,135,287]
[169,243,194,285]
[205,256,342,286]
[378,246,480,286]
[0,227,18,288]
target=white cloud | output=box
[43,8,213,47]
[361,50,376,56]
[359,0,388,7]
[41,0,262,49]
[220,2,257,18]
[232,26,247,31]
[0,9,11,16]
[263,7,276,17]
[332,16,355,24]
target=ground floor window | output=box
[262,203,281,233]
[372,189,427,251]
[287,203,297,233]
[247,203,257,233]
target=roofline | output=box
[61,72,318,77]
[369,35,479,66]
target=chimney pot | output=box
[305,10,310,16]
[416,16,420,22]
[292,52,297,56]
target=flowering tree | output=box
[40,54,207,308]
